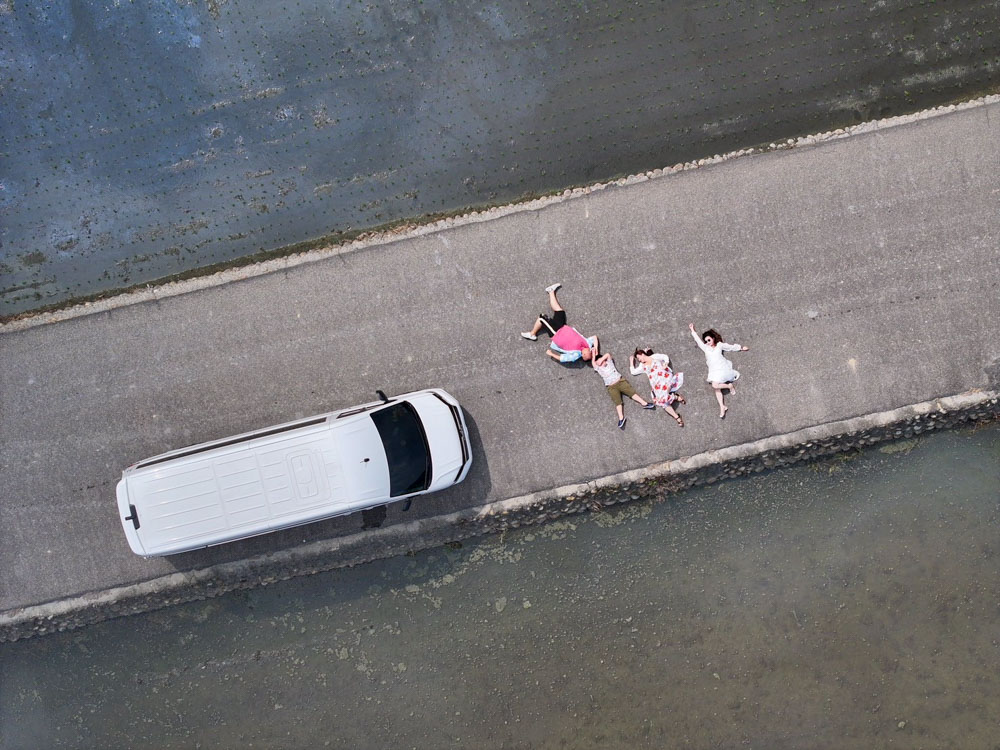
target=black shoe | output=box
[618,417,627,430]
[642,403,656,410]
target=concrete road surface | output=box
[1,101,998,614]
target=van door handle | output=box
[124,504,140,530]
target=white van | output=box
[117,388,471,557]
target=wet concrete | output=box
[2,424,997,749]
[2,0,999,316]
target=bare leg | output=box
[659,401,684,426]
[629,393,649,407]
[524,287,563,340]
[712,384,727,418]
[616,403,625,422]
[548,289,564,312]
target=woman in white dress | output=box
[689,323,749,419]
[629,348,686,427]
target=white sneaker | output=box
[544,283,561,293]
[520,332,537,341]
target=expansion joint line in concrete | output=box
[1,389,997,643]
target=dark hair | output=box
[633,347,653,358]
[702,329,723,345]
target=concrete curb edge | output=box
[2,389,997,643]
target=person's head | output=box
[702,329,722,347]
[581,347,592,361]
[633,347,653,363]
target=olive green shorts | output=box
[606,378,636,406]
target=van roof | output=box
[120,417,386,556]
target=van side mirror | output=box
[376,390,389,403]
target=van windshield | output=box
[369,402,431,497]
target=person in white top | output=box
[689,323,749,419]
[592,351,656,430]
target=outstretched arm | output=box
[689,324,710,352]
[720,343,747,352]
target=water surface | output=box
[4,0,999,314]
[2,424,998,748]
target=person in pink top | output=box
[520,283,598,363]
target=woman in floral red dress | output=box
[629,348,686,427]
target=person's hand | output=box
[741,346,749,351]
[688,323,696,331]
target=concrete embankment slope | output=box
[2,100,999,641]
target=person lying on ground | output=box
[520,283,597,363]
[630,348,686,428]
[593,350,656,430]
[689,323,749,419]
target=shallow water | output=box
[4,0,1000,315]
[2,424,999,749]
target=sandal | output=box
[673,394,687,405]
[674,415,684,428]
